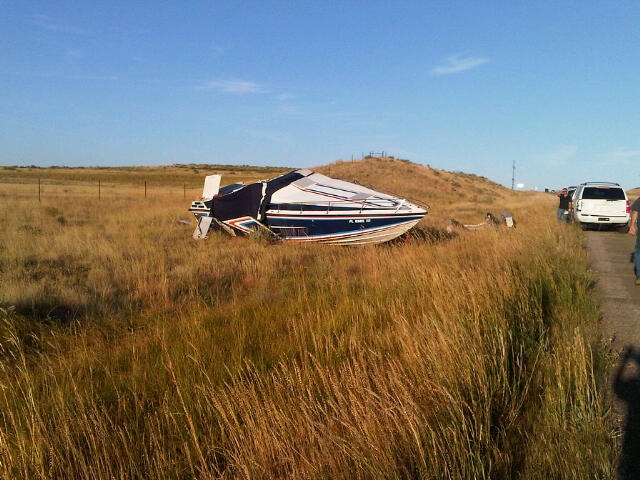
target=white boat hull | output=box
[189,169,429,245]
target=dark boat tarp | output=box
[206,171,306,222]
[206,182,264,221]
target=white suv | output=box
[571,182,630,231]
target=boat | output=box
[189,169,429,245]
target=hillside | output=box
[316,156,506,200]
[314,156,539,225]
[627,187,640,200]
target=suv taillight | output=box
[627,200,631,214]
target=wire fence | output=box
[0,177,204,202]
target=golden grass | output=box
[0,158,617,478]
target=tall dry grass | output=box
[0,160,617,478]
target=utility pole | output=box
[511,160,516,190]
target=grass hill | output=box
[627,187,640,200]
[315,156,535,224]
[317,156,507,202]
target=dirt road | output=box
[585,230,640,351]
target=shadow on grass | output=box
[613,345,640,480]
[389,225,459,245]
[13,298,85,324]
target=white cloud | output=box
[533,145,578,164]
[276,104,299,115]
[65,48,85,60]
[274,93,296,101]
[432,54,490,76]
[198,80,265,94]
[32,14,89,35]
[604,148,640,164]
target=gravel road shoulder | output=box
[585,230,640,351]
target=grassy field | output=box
[0,158,618,478]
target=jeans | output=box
[635,233,640,278]
[556,208,569,222]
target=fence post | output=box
[38,178,41,202]
[144,181,147,199]
[98,180,101,200]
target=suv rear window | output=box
[581,187,626,200]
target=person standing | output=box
[629,196,640,285]
[556,188,572,222]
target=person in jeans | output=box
[629,197,640,285]
[556,188,572,222]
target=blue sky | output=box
[2,1,640,190]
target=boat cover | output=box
[205,170,307,221]
[270,172,399,206]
